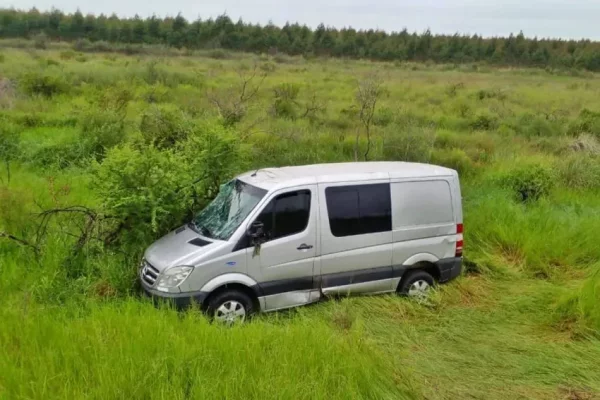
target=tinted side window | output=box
[257,190,311,241]
[326,184,391,237]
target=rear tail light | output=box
[455,223,464,257]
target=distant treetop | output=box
[1,8,600,71]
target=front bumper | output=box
[141,284,209,310]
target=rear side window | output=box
[391,180,453,228]
[257,190,311,241]
[325,184,391,237]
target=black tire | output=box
[206,289,255,324]
[398,270,435,296]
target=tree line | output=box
[2,8,600,71]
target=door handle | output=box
[297,244,313,251]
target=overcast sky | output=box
[6,0,600,40]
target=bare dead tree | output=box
[355,73,386,161]
[208,63,269,127]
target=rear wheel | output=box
[206,289,254,325]
[398,270,435,299]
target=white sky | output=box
[6,0,600,40]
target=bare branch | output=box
[0,231,39,254]
[354,72,386,161]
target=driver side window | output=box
[256,190,311,241]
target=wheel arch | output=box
[401,253,441,282]
[200,273,261,311]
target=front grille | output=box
[141,260,160,286]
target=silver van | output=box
[140,162,463,323]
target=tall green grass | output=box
[1,47,600,399]
[0,300,409,400]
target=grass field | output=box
[1,43,600,399]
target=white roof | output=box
[238,162,455,190]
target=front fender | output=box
[199,273,259,293]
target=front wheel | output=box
[398,270,435,298]
[206,289,254,325]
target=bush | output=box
[382,127,435,162]
[434,130,461,149]
[72,38,92,52]
[78,88,132,159]
[431,148,474,175]
[19,70,69,98]
[182,121,249,197]
[498,163,555,202]
[33,33,48,50]
[469,112,497,131]
[373,107,395,127]
[59,51,75,60]
[514,114,561,137]
[271,83,300,119]
[140,104,191,148]
[93,145,191,247]
[94,121,246,248]
[568,109,600,138]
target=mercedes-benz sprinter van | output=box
[140,162,463,324]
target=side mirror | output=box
[247,221,264,239]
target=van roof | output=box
[238,162,456,190]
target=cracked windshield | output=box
[192,180,266,240]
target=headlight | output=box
[155,266,194,292]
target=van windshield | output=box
[192,179,267,241]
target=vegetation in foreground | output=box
[1,43,600,399]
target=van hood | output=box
[143,225,224,271]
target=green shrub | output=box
[434,130,461,149]
[498,163,555,201]
[78,87,132,159]
[431,148,474,174]
[0,53,5,63]
[33,33,48,50]
[469,112,497,131]
[373,107,395,127]
[568,109,600,138]
[94,121,246,247]
[382,127,435,162]
[19,70,69,98]
[72,38,92,52]
[140,104,191,148]
[182,121,249,197]
[515,114,561,137]
[93,145,191,247]
[272,83,300,119]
